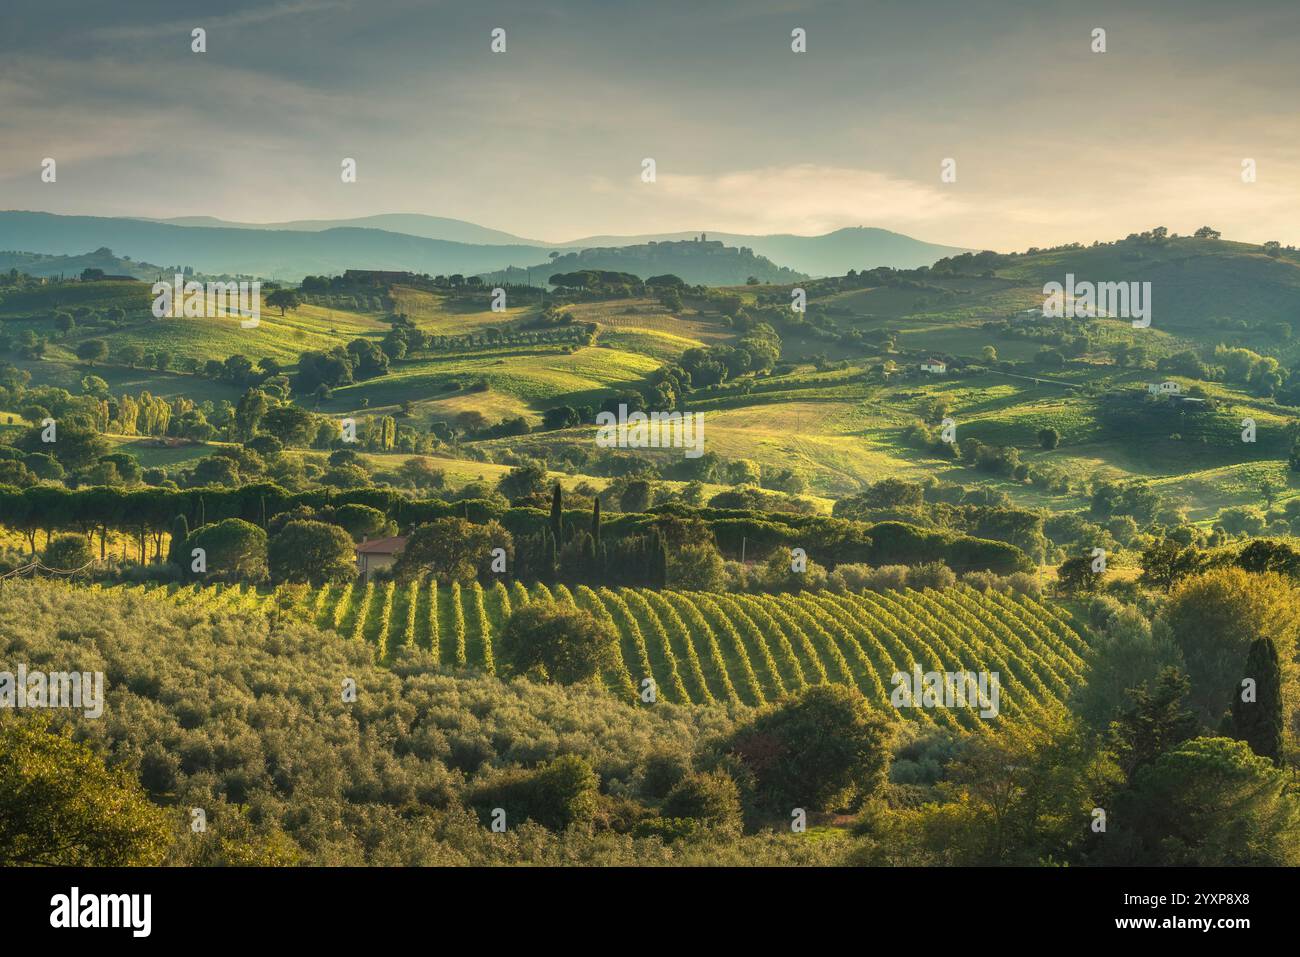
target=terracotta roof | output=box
[355,536,408,555]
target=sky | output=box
[1,0,1298,251]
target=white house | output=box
[920,359,947,374]
[355,535,407,580]
[1147,381,1182,396]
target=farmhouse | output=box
[342,269,417,285]
[355,535,407,579]
[1147,381,1182,396]
[920,359,947,374]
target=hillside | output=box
[6,233,1300,524]
[98,578,1087,723]
[563,227,970,276]
[0,212,554,282]
[145,213,547,247]
[0,246,167,280]
[135,215,970,274]
[484,237,807,287]
[0,212,970,283]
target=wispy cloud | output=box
[87,0,355,42]
[642,164,965,235]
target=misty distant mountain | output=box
[0,212,551,281]
[140,216,971,273]
[0,211,969,283]
[122,215,967,273]
[142,213,545,248]
[557,228,972,275]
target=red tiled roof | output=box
[354,536,408,555]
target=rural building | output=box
[1147,381,1182,396]
[355,535,407,579]
[342,269,417,285]
[920,359,947,374]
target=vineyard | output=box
[98,580,1092,730]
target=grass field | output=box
[8,240,1299,525]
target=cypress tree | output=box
[544,527,558,583]
[550,483,563,541]
[1231,637,1284,766]
[591,497,601,548]
[579,531,596,583]
[167,514,189,571]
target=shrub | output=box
[42,534,94,573]
[268,520,356,585]
[661,770,743,834]
[667,543,727,591]
[906,561,956,589]
[641,750,692,800]
[1004,572,1042,598]
[827,562,873,593]
[863,565,910,591]
[725,684,893,814]
[187,518,268,583]
[468,754,600,832]
[497,602,617,685]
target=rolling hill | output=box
[1,212,968,282]
[484,237,807,287]
[562,227,971,276]
[144,213,546,247]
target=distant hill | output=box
[0,246,166,280]
[483,238,807,287]
[0,212,553,282]
[0,212,813,287]
[148,217,970,274]
[807,235,1300,352]
[142,213,545,248]
[10,211,968,279]
[558,227,971,276]
[985,238,1300,330]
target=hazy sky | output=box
[2,0,1297,250]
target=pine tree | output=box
[550,483,563,541]
[1230,637,1284,766]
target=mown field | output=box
[103,580,1090,730]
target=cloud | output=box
[644,164,966,235]
[87,0,355,42]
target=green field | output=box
[119,579,1090,728]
